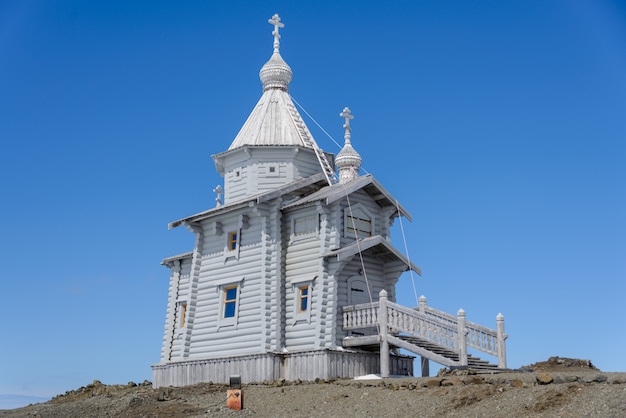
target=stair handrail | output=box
[417,296,506,366]
[342,297,507,368]
[342,301,380,330]
[386,301,459,349]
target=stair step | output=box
[396,335,500,370]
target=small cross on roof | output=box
[268,14,284,53]
[340,107,354,143]
[341,107,354,129]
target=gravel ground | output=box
[2,359,625,417]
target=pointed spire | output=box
[335,107,362,184]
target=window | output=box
[223,286,237,318]
[344,205,373,239]
[224,218,246,261]
[290,276,315,324]
[298,285,309,312]
[176,301,187,329]
[228,231,238,251]
[229,167,243,182]
[269,166,276,173]
[180,302,187,327]
[215,277,244,329]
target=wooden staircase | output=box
[395,335,500,371]
[342,291,508,374]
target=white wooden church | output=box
[152,15,507,388]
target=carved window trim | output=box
[215,277,244,330]
[224,214,249,262]
[228,231,239,252]
[290,276,316,324]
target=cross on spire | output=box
[340,107,354,144]
[213,185,223,207]
[268,14,284,53]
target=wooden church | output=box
[152,15,507,388]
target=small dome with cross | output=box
[335,107,362,183]
[259,14,293,91]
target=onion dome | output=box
[336,107,362,183]
[259,14,293,92]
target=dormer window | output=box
[344,204,373,239]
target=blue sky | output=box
[1,0,625,408]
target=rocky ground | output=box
[2,357,625,417]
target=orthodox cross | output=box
[213,185,223,207]
[340,107,354,144]
[268,14,284,53]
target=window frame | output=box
[297,285,309,313]
[227,231,238,252]
[223,286,238,318]
[215,277,244,330]
[290,276,315,324]
[224,228,242,261]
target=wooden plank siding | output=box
[261,199,283,353]
[156,166,414,384]
[186,210,268,358]
[160,257,192,361]
[283,206,323,351]
[152,350,413,387]
[168,259,192,360]
[221,148,325,204]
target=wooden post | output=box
[496,313,507,368]
[457,308,467,366]
[379,290,390,378]
[418,295,426,313]
[420,356,430,377]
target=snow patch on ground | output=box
[354,374,382,380]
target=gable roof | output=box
[324,235,421,275]
[281,174,412,221]
[161,251,193,267]
[168,172,328,229]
